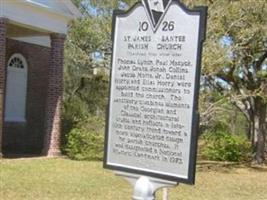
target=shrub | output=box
[65,116,105,161]
[201,132,251,162]
[61,97,90,153]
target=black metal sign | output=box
[104,0,207,184]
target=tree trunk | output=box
[249,118,255,145]
[252,99,266,164]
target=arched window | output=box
[5,54,28,122]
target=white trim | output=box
[2,0,80,34]
[7,3,69,34]
[1,0,81,24]
[25,0,82,18]
[10,36,50,47]
[23,0,76,19]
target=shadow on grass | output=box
[197,160,267,173]
[248,164,267,172]
[3,153,43,159]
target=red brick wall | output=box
[43,33,65,156]
[3,39,50,154]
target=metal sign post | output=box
[116,171,177,200]
[162,188,168,200]
[104,0,207,198]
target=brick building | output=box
[0,0,81,157]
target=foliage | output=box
[184,0,267,163]
[63,0,138,159]
[72,0,137,16]
[66,0,267,163]
[202,0,267,123]
[64,17,111,119]
[199,90,247,136]
[64,0,136,121]
[65,116,105,161]
[61,73,109,152]
[201,131,251,162]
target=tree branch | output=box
[255,50,267,71]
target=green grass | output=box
[0,158,267,200]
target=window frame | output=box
[4,53,28,122]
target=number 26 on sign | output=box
[138,21,175,31]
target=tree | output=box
[64,0,137,123]
[67,0,267,163]
[62,0,137,150]
[187,0,267,164]
[199,90,247,136]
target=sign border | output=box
[104,0,207,185]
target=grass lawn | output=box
[0,158,267,200]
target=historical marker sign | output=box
[104,0,207,184]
